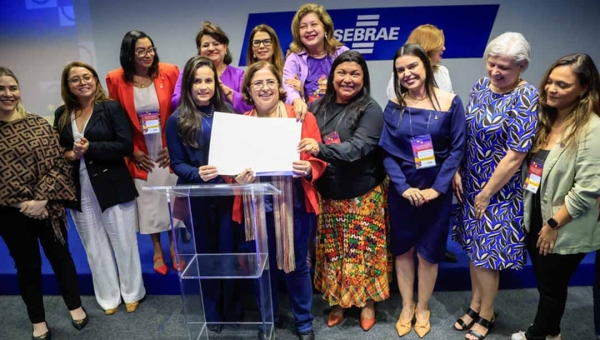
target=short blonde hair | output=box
[484,32,531,71]
[406,24,445,63]
[0,66,27,118]
[289,3,344,55]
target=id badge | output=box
[323,131,341,145]
[410,134,436,169]
[139,111,160,135]
[524,160,543,194]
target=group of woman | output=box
[1,2,599,340]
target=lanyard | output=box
[408,107,432,138]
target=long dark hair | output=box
[246,24,285,74]
[532,53,600,153]
[177,56,229,148]
[312,50,372,130]
[119,30,160,83]
[392,43,441,112]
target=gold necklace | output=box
[405,94,428,102]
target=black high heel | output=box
[454,307,479,331]
[32,323,51,340]
[466,312,498,340]
[71,306,89,330]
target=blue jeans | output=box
[241,210,315,333]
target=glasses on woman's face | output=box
[252,39,272,47]
[135,47,157,58]
[68,73,94,85]
[251,79,277,91]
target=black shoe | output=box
[443,251,458,263]
[72,306,89,330]
[207,325,223,333]
[298,330,315,340]
[32,329,51,340]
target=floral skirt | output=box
[314,180,391,308]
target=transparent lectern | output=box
[144,183,280,340]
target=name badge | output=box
[139,111,160,135]
[323,131,341,145]
[524,160,543,194]
[411,134,436,169]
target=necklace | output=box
[405,93,428,102]
[133,75,152,88]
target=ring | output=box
[304,170,308,175]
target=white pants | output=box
[71,162,146,310]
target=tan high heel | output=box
[414,308,431,338]
[395,306,415,337]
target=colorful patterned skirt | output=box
[314,180,391,308]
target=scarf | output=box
[243,101,296,273]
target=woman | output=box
[55,61,145,315]
[511,54,600,340]
[283,3,349,118]
[298,50,388,331]
[106,30,181,275]
[380,44,466,338]
[246,24,285,73]
[0,66,87,339]
[452,32,539,340]
[172,21,252,114]
[386,24,453,100]
[165,55,242,332]
[234,61,326,340]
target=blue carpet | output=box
[0,217,595,295]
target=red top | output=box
[105,62,180,180]
[232,104,327,223]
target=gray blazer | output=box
[523,114,600,255]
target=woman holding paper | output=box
[171,21,252,114]
[105,30,180,276]
[165,55,241,333]
[380,44,466,338]
[233,61,326,340]
[297,50,388,332]
[511,53,600,340]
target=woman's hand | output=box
[474,190,491,220]
[235,168,255,184]
[156,148,170,168]
[420,188,440,202]
[220,83,233,103]
[199,165,219,182]
[537,224,558,256]
[285,75,304,98]
[72,137,89,159]
[132,150,154,172]
[65,150,80,162]
[20,200,49,219]
[292,98,308,121]
[402,188,426,207]
[452,171,464,204]
[292,160,312,177]
[297,138,320,156]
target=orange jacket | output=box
[105,62,180,180]
[232,104,326,223]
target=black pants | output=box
[525,223,585,339]
[594,250,600,337]
[0,206,82,323]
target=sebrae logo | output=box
[333,15,400,55]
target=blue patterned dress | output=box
[452,77,539,270]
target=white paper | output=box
[208,111,302,176]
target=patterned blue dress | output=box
[452,77,539,270]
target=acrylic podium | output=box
[144,183,280,340]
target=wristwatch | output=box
[547,217,560,230]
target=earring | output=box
[325,34,328,39]
[253,54,256,59]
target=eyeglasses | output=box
[252,39,272,47]
[250,79,278,90]
[135,47,157,57]
[68,74,94,85]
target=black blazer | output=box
[54,101,138,212]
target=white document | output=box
[208,111,302,176]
